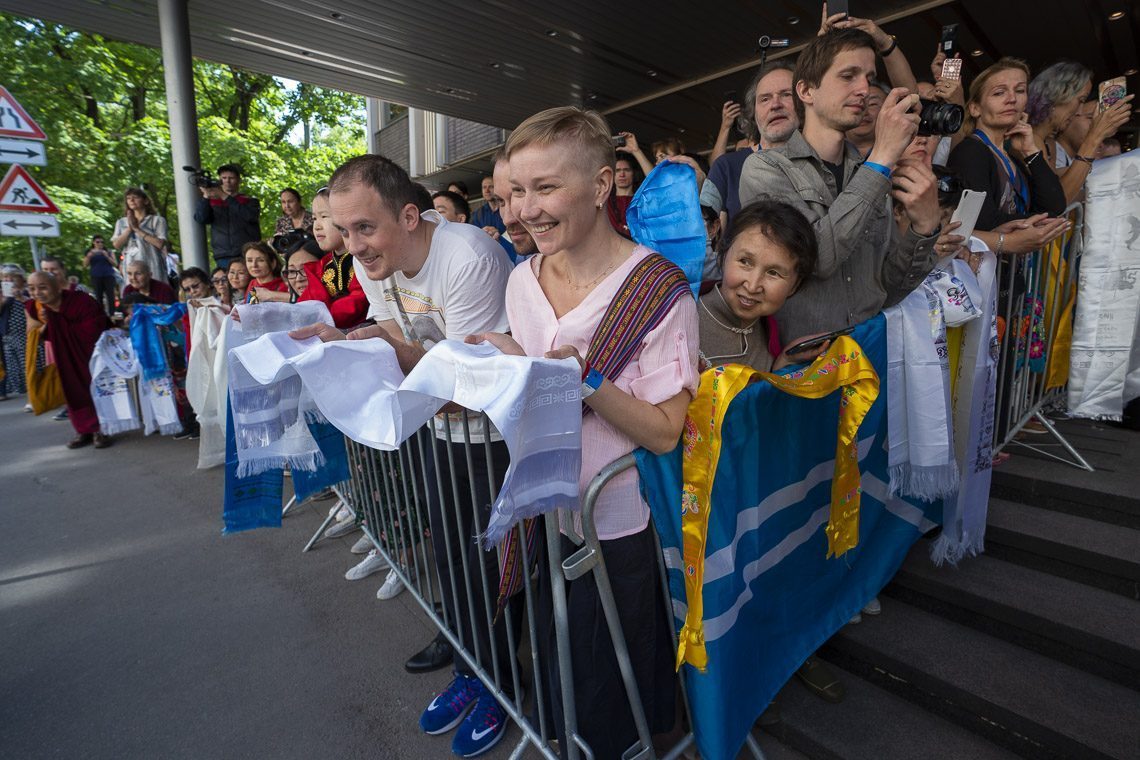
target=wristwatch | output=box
[581,364,604,400]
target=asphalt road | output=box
[0,399,520,759]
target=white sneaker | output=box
[335,503,351,521]
[376,568,405,600]
[324,515,359,539]
[848,613,862,625]
[350,535,374,555]
[862,596,882,616]
[346,549,389,581]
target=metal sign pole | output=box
[28,235,41,270]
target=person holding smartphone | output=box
[83,235,118,315]
[739,28,943,339]
[947,58,1070,256]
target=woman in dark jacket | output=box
[947,58,1069,256]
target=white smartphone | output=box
[950,189,986,242]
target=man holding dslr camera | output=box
[739,27,948,337]
[192,163,262,269]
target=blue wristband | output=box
[584,367,604,391]
[863,161,892,179]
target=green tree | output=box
[0,13,365,275]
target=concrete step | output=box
[821,598,1140,760]
[763,663,1021,760]
[985,497,1140,599]
[887,548,1140,688]
[992,420,1140,529]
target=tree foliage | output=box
[0,14,366,273]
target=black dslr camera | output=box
[916,99,964,136]
[272,229,313,256]
[182,165,221,189]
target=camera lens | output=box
[917,98,964,137]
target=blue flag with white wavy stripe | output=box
[636,316,940,760]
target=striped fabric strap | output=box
[495,253,691,615]
[585,253,692,384]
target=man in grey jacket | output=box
[739,28,943,337]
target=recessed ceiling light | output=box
[647,70,658,77]
[545,29,558,37]
[1109,11,1125,20]
[1124,68,1139,76]
[489,62,501,69]
[787,16,800,25]
[971,49,984,57]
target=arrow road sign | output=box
[0,211,59,237]
[0,164,58,213]
[0,86,46,140]
[0,138,45,167]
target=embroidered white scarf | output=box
[89,329,141,435]
[886,269,960,501]
[229,334,582,546]
[225,301,334,477]
[931,241,999,565]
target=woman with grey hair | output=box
[0,263,29,402]
[1029,61,1134,203]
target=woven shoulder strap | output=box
[586,253,691,382]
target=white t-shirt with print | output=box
[353,210,512,442]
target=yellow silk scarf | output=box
[674,336,879,672]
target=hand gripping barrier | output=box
[334,417,768,760]
[991,202,1092,470]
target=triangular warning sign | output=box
[0,165,59,213]
[0,86,45,140]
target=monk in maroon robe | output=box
[27,272,111,449]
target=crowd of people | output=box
[0,4,1134,757]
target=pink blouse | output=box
[505,245,700,540]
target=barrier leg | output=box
[545,515,585,760]
[1006,409,1095,471]
[301,485,349,553]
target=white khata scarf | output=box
[886,265,963,501]
[88,327,181,435]
[932,242,999,565]
[225,301,334,477]
[89,329,141,435]
[229,334,582,546]
[140,374,182,435]
[186,298,228,469]
[1068,150,1140,420]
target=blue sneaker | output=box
[420,672,480,735]
[451,683,508,757]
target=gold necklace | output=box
[565,260,618,290]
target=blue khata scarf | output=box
[627,160,707,297]
[222,399,283,534]
[129,303,188,381]
[292,421,351,503]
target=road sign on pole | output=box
[0,86,46,140]
[0,137,45,166]
[0,164,59,213]
[0,211,58,237]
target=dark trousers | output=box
[92,276,117,315]
[536,523,677,760]
[424,434,521,695]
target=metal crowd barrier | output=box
[992,201,1093,471]
[331,415,768,760]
